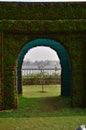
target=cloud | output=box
[0,0,85,2]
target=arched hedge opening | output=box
[17,38,71,96]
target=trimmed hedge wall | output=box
[23,77,60,85]
[0,2,86,109]
[0,20,86,32]
[0,2,86,20]
[22,73,61,85]
[2,30,85,109]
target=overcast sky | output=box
[0,0,85,1]
[24,46,59,61]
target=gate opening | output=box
[22,46,61,95]
[17,38,71,96]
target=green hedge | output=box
[22,73,61,85]
[3,69,17,109]
[0,20,86,32]
[2,32,85,108]
[0,2,86,20]
[0,2,85,109]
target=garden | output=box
[0,85,86,130]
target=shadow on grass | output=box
[0,96,86,118]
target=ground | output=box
[0,85,86,130]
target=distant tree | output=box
[54,65,58,74]
[38,64,45,92]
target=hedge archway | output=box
[17,38,71,96]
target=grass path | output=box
[0,85,86,130]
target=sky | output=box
[24,46,59,61]
[0,0,85,1]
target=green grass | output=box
[0,85,86,130]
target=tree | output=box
[38,64,45,92]
[54,65,58,74]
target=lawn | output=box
[0,85,86,130]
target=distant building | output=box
[22,60,61,75]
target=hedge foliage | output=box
[2,32,85,109]
[22,73,61,85]
[0,2,86,20]
[0,20,86,33]
[0,2,85,109]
